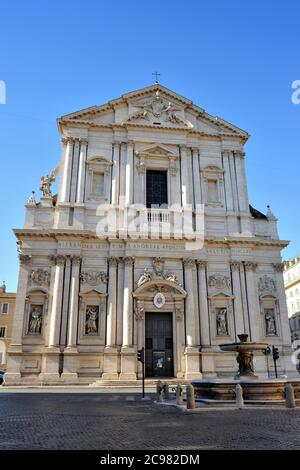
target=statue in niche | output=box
[85,306,99,335]
[40,171,56,197]
[265,310,277,335]
[28,306,43,334]
[216,308,228,336]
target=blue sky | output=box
[1,0,299,291]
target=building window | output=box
[0,327,6,338]
[91,172,104,197]
[1,303,9,314]
[146,170,168,208]
[207,179,219,203]
[290,291,294,298]
[296,288,299,296]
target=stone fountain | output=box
[219,334,268,380]
[192,334,300,403]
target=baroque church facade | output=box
[6,84,294,385]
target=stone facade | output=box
[6,84,294,384]
[0,283,16,368]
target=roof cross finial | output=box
[152,71,161,84]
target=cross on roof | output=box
[152,71,161,84]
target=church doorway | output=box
[145,312,174,378]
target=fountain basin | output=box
[219,342,268,353]
[192,378,300,403]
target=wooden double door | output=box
[145,312,174,378]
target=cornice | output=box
[58,119,246,142]
[13,229,289,249]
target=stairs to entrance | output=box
[89,378,190,388]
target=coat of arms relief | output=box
[127,90,193,128]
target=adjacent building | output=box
[0,283,16,368]
[284,256,300,346]
[6,84,294,385]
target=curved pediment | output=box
[133,279,187,298]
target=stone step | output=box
[89,378,190,388]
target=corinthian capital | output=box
[72,256,81,266]
[244,261,257,272]
[108,256,119,267]
[124,256,135,267]
[230,261,241,272]
[196,260,207,270]
[183,258,196,269]
[272,263,284,273]
[19,254,31,265]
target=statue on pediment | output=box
[137,268,153,287]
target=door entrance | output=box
[145,312,174,378]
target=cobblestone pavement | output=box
[1,393,300,450]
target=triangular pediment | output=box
[57,84,249,139]
[136,144,177,157]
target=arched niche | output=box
[23,287,49,339]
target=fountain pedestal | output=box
[219,334,268,381]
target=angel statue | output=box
[40,170,56,197]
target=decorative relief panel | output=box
[80,271,108,286]
[29,269,50,287]
[258,275,276,294]
[208,274,231,290]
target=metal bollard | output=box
[176,383,184,405]
[235,384,244,409]
[186,384,195,410]
[285,383,296,409]
[156,380,164,402]
[163,383,170,400]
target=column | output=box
[61,256,81,383]
[60,137,74,203]
[228,151,239,212]
[76,139,88,203]
[66,256,81,348]
[116,258,124,346]
[5,254,31,384]
[122,257,134,348]
[244,262,261,341]
[41,255,65,383]
[222,151,234,211]
[183,258,201,379]
[111,142,120,205]
[120,256,136,380]
[230,262,245,338]
[106,257,118,347]
[234,151,252,234]
[175,303,185,379]
[184,259,197,347]
[192,148,202,207]
[234,151,249,212]
[273,263,292,347]
[180,145,189,206]
[135,301,145,379]
[60,256,71,346]
[70,138,80,202]
[197,261,210,347]
[125,141,134,205]
[48,256,66,347]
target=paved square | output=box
[1,392,300,450]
